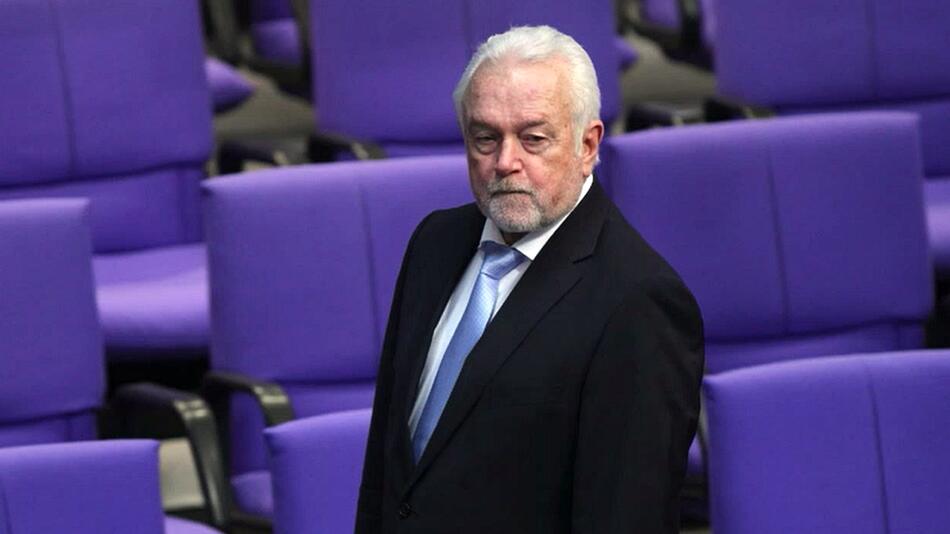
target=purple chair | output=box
[0,0,213,362]
[265,409,372,534]
[601,112,933,514]
[0,198,227,532]
[704,350,950,533]
[205,57,254,113]
[202,156,473,520]
[709,0,950,275]
[0,440,220,533]
[248,0,303,66]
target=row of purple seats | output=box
[603,112,933,515]
[216,0,635,168]
[0,0,213,363]
[198,112,933,529]
[0,199,225,532]
[0,440,218,533]
[707,0,950,276]
[705,350,950,533]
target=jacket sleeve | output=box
[572,275,704,533]
[354,213,432,534]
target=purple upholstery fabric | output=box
[0,0,213,356]
[205,57,254,113]
[925,178,950,271]
[615,36,638,70]
[0,167,203,254]
[93,243,208,355]
[714,0,950,107]
[310,0,625,152]
[704,350,950,533]
[204,156,471,511]
[603,113,932,374]
[0,440,165,533]
[0,0,211,188]
[231,471,274,518]
[266,409,372,534]
[310,0,467,143]
[712,0,950,272]
[165,517,224,534]
[251,19,302,65]
[0,200,102,427]
[0,412,97,449]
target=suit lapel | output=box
[408,180,611,487]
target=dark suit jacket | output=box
[356,180,704,533]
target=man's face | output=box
[462,57,603,242]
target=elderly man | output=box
[356,25,703,533]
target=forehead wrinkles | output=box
[465,58,571,127]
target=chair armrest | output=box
[202,371,294,427]
[111,383,231,531]
[204,0,242,64]
[704,95,775,122]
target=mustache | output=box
[487,180,534,195]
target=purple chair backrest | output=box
[704,350,950,533]
[204,156,472,473]
[0,199,102,446]
[266,410,371,534]
[602,113,932,374]
[712,0,950,179]
[0,0,212,253]
[250,0,293,22]
[0,440,166,533]
[641,0,681,28]
[310,0,622,146]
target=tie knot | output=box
[480,241,526,280]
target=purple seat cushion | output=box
[205,57,254,113]
[251,18,302,65]
[704,350,950,534]
[93,243,208,355]
[231,470,274,518]
[0,412,97,449]
[0,440,166,533]
[266,410,372,534]
[0,199,103,425]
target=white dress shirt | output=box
[408,175,593,435]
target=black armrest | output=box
[111,383,231,530]
[704,95,775,122]
[202,371,294,427]
[308,131,387,162]
[625,101,705,131]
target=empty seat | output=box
[0,0,214,362]
[704,350,950,533]
[0,198,225,532]
[710,0,950,274]
[203,155,473,519]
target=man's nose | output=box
[495,137,524,175]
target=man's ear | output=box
[581,120,605,175]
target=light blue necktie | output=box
[412,241,526,462]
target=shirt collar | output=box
[479,174,593,261]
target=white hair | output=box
[453,25,602,152]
